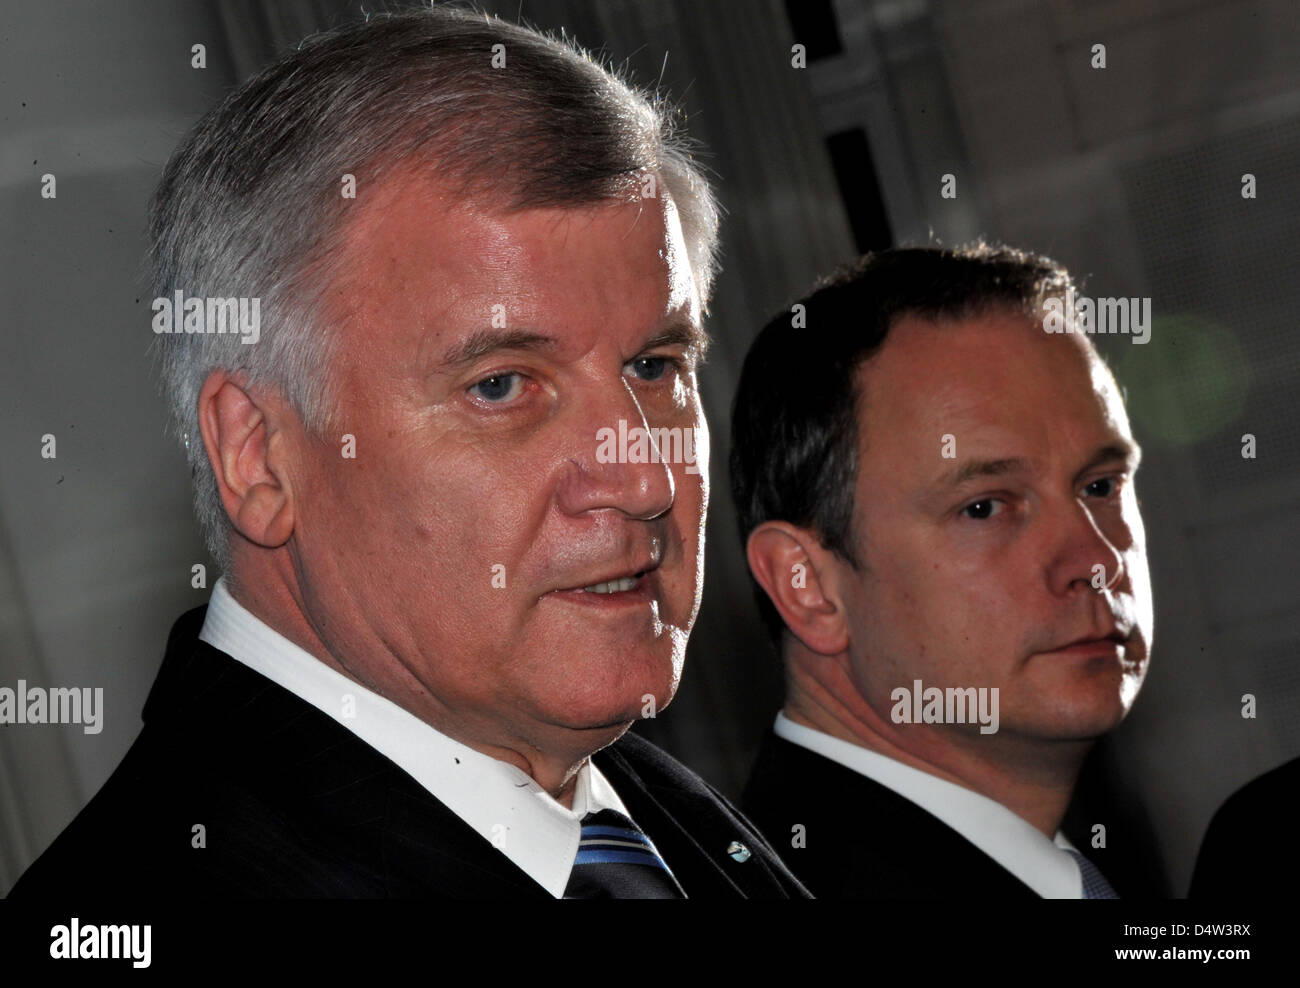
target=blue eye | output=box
[962,499,1003,520]
[470,373,522,403]
[627,356,673,381]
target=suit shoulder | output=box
[1210,756,1300,824]
[10,725,248,896]
[12,716,386,898]
[1196,756,1299,862]
[1190,755,1300,897]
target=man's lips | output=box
[1041,631,1131,656]
[543,561,664,606]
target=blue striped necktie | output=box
[1067,849,1119,899]
[563,808,686,899]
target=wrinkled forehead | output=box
[321,168,700,365]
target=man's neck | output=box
[782,659,1088,837]
[221,561,614,810]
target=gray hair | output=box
[149,4,721,573]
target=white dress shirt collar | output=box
[198,576,629,898]
[774,712,1084,898]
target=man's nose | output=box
[555,377,675,520]
[1048,496,1127,597]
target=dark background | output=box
[2,0,1298,897]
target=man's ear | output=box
[196,370,296,550]
[745,522,850,656]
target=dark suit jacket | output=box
[1189,755,1298,899]
[742,731,1040,898]
[10,606,808,899]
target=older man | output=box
[12,7,805,899]
[732,246,1154,898]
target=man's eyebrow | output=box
[1076,439,1143,478]
[927,440,1143,497]
[441,329,557,368]
[438,321,708,370]
[640,321,710,360]
[934,457,1032,493]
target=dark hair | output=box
[729,243,1076,646]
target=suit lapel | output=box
[597,738,787,898]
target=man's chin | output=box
[1015,663,1141,736]
[540,679,677,737]
[561,691,675,733]
[1011,702,1130,742]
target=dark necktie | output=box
[563,808,686,899]
[1067,849,1119,899]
